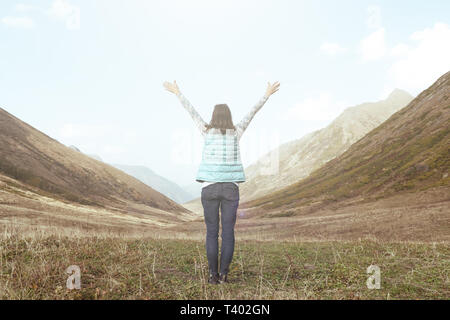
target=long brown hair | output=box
[205,104,236,134]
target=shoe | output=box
[219,273,228,284]
[208,273,219,285]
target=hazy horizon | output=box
[1,0,449,187]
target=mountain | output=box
[69,145,103,162]
[243,71,450,214]
[0,107,190,219]
[182,182,203,200]
[111,164,194,204]
[67,146,192,203]
[69,145,81,152]
[240,89,414,202]
[88,154,103,162]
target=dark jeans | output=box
[201,182,239,276]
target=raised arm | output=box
[235,81,280,139]
[163,80,207,134]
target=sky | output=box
[1,0,449,188]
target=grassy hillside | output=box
[240,89,413,202]
[243,72,450,211]
[0,107,188,215]
[0,234,448,300]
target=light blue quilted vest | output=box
[196,129,245,183]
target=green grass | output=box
[0,235,448,300]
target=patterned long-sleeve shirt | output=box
[176,92,269,141]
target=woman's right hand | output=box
[163,80,180,96]
[265,81,280,97]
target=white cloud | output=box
[359,28,387,61]
[48,0,80,30]
[320,42,348,55]
[254,69,267,79]
[358,7,449,94]
[366,5,382,29]
[359,6,387,62]
[390,43,410,57]
[60,124,111,139]
[284,93,348,123]
[102,145,126,155]
[14,4,35,12]
[385,22,450,95]
[1,16,34,29]
[3,2,81,30]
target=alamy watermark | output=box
[366,265,381,289]
[170,128,280,176]
[66,265,81,290]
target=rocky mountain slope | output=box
[240,89,414,202]
[243,71,450,214]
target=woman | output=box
[163,80,280,284]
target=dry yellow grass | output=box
[0,229,448,300]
